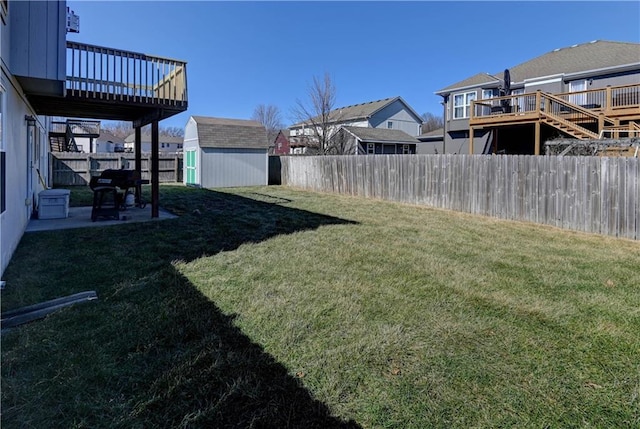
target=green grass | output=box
[2,185,639,428]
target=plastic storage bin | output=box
[38,189,71,219]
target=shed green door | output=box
[185,150,197,185]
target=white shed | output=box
[183,116,269,188]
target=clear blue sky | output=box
[66,1,640,129]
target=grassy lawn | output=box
[2,185,639,428]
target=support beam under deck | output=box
[151,121,159,218]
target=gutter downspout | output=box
[441,97,448,154]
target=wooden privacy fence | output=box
[50,153,183,186]
[280,155,639,240]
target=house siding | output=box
[578,70,640,90]
[183,118,200,185]
[369,100,422,136]
[201,148,267,188]
[9,1,66,90]
[1,0,62,277]
[0,70,48,276]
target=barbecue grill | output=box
[89,169,148,221]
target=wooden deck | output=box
[24,42,189,219]
[27,42,188,127]
[469,83,640,154]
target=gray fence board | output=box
[51,153,183,186]
[281,154,639,240]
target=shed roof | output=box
[97,130,125,144]
[342,126,420,144]
[437,40,640,94]
[191,116,268,149]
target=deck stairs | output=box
[540,112,599,140]
[49,120,100,152]
[49,124,80,152]
[541,93,618,140]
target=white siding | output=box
[370,100,422,136]
[201,148,267,188]
[0,71,47,276]
[183,118,200,185]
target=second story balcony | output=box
[26,41,188,128]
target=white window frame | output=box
[367,143,375,154]
[481,89,494,115]
[453,91,476,119]
[482,89,494,100]
[387,121,393,129]
[569,79,587,105]
[402,144,410,154]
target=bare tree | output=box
[420,112,444,134]
[327,127,357,155]
[292,72,344,155]
[252,104,284,144]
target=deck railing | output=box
[472,83,639,121]
[50,119,100,135]
[66,41,188,106]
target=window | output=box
[482,89,494,99]
[482,89,494,115]
[569,79,587,105]
[387,121,393,129]
[453,91,476,119]
[402,145,410,154]
[367,143,375,154]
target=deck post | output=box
[534,121,541,155]
[469,127,474,154]
[135,126,141,178]
[598,113,605,138]
[151,121,159,218]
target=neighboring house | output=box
[1,0,187,277]
[417,128,445,155]
[95,130,126,153]
[289,96,423,153]
[272,129,291,155]
[183,116,269,188]
[124,133,183,153]
[435,40,640,155]
[331,126,420,155]
[48,119,100,152]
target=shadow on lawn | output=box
[2,187,361,427]
[120,269,362,428]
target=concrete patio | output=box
[25,205,178,232]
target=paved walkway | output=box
[26,205,178,232]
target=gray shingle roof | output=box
[342,126,420,144]
[420,128,444,137]
[292,96,420,128]
[191,116,268,149]
[437,40,640,94]
[97,130,125,144]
